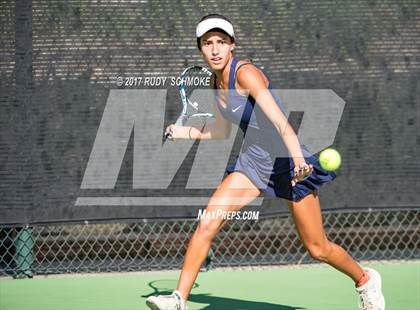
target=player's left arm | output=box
[236,66,312,182]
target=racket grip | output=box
[164,115,186,142]
[163,132,172,142]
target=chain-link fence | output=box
[1,209,418,278]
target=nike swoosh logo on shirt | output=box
[232,106,241,112]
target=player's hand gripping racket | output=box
[164,66,214,142]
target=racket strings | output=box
[181,67,213,118]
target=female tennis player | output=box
[147,14,385,310]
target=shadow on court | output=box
[142,280,305,309]
[142,290,304,310]
[187,293,305,309]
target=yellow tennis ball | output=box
[319,148,341,171]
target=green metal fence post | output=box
[14,226,34,279]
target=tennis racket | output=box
[164,65,214,141]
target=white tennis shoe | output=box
[146,290,188,310]
[355,268,385,310]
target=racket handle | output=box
[163,131,173,142]
[164,115,186,142]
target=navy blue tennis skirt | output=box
[225,142,336,202]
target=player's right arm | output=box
[190,100,232,140]
[166,74,232,140]
[165,104,231,140]
[189,73,231,140]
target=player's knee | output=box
[196,218,223,239]
[306,241,333,262]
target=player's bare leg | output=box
[287,191,385,309]
[287,191,365,282]
[176,171,261,300]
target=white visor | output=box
[196,18,235,39]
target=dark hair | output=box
[196,14,235,50]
